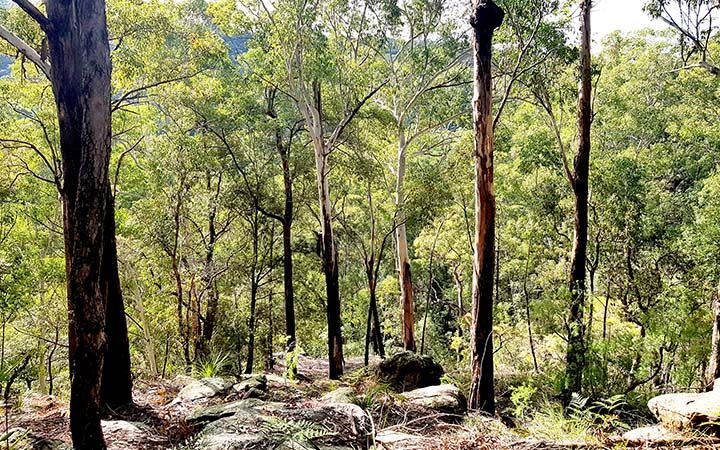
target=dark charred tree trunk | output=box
[468,0,503,415]
[246,211,260,375]
[565,0,592,400]
[45,0,114,445]
[280,140,296,353]
[264,88,297,356]
[320,184,343,379]
[100,188,133,410]
[311,83,343,380]
[246,281,258,375]
[265,282,275,371]
[370,289,384,357]
[197,174,222,357]
[364,265,385,365]
[360,186,389,366]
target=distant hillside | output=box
[0,55,11,78]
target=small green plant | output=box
[510,383,538,419]
[285,346,301,381]
[524,401,594,443]
[193,352,230,378]
[350,383,392,410]
[260,417,329,448]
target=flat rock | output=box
[102,420,150,436]
[375,352,444,392]
[188,399,372,449]
[622,425,720,446]
[321,386,355,404]
[648,390,720,433]
[193,431,264,450]
[234,374,267,394]
[187,398,264,424]
[375,430,429,449]
[400,384,467,415]
[622,425,688,443]
[173,377,233,403]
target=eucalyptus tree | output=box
[0,0,117,445]
[645,0,719,76]
[466,0,567,412]
[564,0,592,398]
[241,0,388,378]
[468,0,504,414]
[376,0,468,353]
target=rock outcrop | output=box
[186,396,372,450]
[400,384,467,415]
[647,389,720,434]
[321,386,355,404]
[375,352,444,392]
[173,377,233,403]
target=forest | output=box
[0,0,719,448]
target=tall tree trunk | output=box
[47,0,113,445]
[364,269,385,365]
[246,215,259,375]
[565,0,592,399]
[280,142,296,353]
[468,0,503,414]
[454,266,464,363]
[306,82,344,380]
[395,132,416,352]
[100,189,133,409]
[370,287,384,358]
[198,175,220,357]
[316,147,343,379]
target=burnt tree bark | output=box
[468,0,503,414]
[1,0,134,435]
[246,210,260,375]
[309,82,344,379]
[46,0,114,445]
[278,126,296,354]
[565,0,592,400]
[100,188,133,409]
[395,132,416,353]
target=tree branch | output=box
[10,0,51,32]
[0,24,50,78]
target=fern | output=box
[260,416,330,448]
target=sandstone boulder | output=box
[173,377,233,403]
[399,384,467,415]
[375,352,444,392]
[648,390,720,434]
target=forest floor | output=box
[4,356,720,449]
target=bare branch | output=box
[327,79,388,150]
[111,70,205,113]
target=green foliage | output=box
[193,352,230,378]
[260,417,330,447]
[0,0,717,434]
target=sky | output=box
[592,0,665,40]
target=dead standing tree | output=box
[468,0,504,414]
